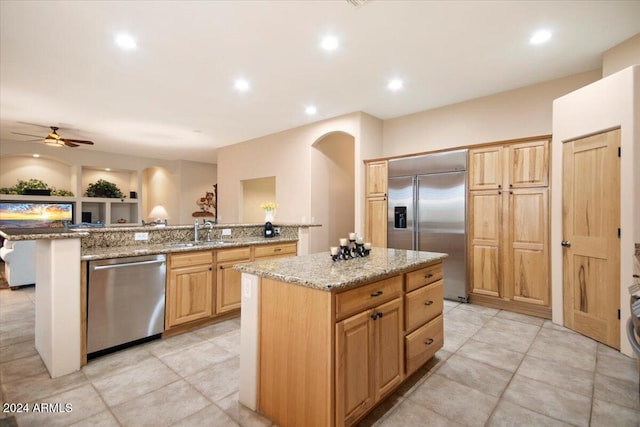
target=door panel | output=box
[469,146,503,190]
[373,298,403,400]
[563,129,620,348]
[469,190,501,298]
[387,176,414,250]
[509,140,549,188]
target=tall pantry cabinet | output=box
[364,160,388,248]
[468,138,551,318]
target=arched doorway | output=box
[309,131,355,253]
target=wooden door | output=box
[336,310,374,427]
[166,265,213,328]
[563,129,620,348]
[468,190,502,297]
[507,188,549,306]
[372,298,404,401]
[365,196,387,248]
[469,146,503,190]
[216,263,243,313]
[508,140,549,188]
[365,161,388,197]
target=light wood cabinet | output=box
[253,242,297,260]
[216,247,251,314]
[166,251,214,328]
[468,139,550,318]
[364,160,388,248]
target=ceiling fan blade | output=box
[61,138,94,145]
[11,131,44,138]
[63,141,80,148]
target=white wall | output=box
[551,65,639,357]
[0,155,73,193]
[242,177,276,223]
[382,70,601,156]
[602,33,640,77]
[177,160,217,224]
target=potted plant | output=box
[84,179,125,198]
[0,179,74,196]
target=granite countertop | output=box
[0,227,89,240]
[81,236,298,261]
[234,248,447,291]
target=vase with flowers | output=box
[260,202,277,222]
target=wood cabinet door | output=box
[468,190,502,298]
[506,188,549,306]
[365,161,388,197]
[336,310,374,427]
[563,130,620,349]
[216,263,243,314]
[509,140,549,188]
[166,265,213,328]
[365,196,387,248]
[372,298,404,401]
[469,146,503,190]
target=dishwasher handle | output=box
[92,259,166,271]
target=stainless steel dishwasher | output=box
[87,254,166,357]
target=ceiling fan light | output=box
[44,137,63,147]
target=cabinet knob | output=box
[498,184,502,188]
[498,191,502,195]
[424,338,434,345]
[561,240,571,247]
[509,184,513,188]
[424,300,433,306]
[370,290,383,297]
[424,273,433,279]
[209,267,212,271]
[371,312,384,320]
[274,248,282,252]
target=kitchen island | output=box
[235,248,447,427]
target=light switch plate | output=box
[134,232,149,241]
[222,228,231,236]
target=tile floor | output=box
[0,285,638,427]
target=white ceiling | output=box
[1,1,639,163]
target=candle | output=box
[330,246,339,255]
[364,242,372,250]
[349,232,356,240]
[339,238,348,246]
[356,236,364,244]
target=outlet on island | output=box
[134,232,149,241]
[222,229,231,236]
[274,227,280,235]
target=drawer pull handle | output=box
[424,300,433,306]
[370,290,383,297]
[370,312,383,320]
[274,248,282,252]
[425,338,434,345]
[424,273,433,279]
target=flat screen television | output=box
[0,201,75,228]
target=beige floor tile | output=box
[0,288,33,306]
[0,301,35,322]
[210,329,241,355]
[0,354,47,383]
[435,354,512,397]
[68,410,120,427]
[0,339,38,363]
[483,317,541,336]
[527,328,597,371]
[455,303,500,316]
[82,345,153,380]
[185,356,239,402]
[487,400,573,427]
[172,403,240,427]
[596,348,639,383]
[144,331,206,358]
[444,316,484,339]
[377,398,463,426]
[593,372,640,410]
[0,318,35,347]
[494,310,546,327]
[92,357,180,407]
[456,338,525,372]
[472,325,536,353]
[443,300,460,313]
[2,370,87,403]
[445,307,494,327]
[442,329,472,353]
[503,375,591,427]
[542,319,580,334]
[590,398,640,427]
[13,384,107,427]
[159,340,235,378]
[193,319,240,341]
[407,374,498,427]
[111,380,210,427]
[358,392,405,426]
[216,392,272,427]
[516,354,595,397]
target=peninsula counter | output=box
[235,248,447,427]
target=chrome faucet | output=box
[203,220,214,242]
[194,219,199,242]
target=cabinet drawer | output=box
[170,250,213,268]
[216,247,251,263]
[253,242,297,259]
[336,275,402,321]
[405,280,443,333]
[405,314,443,375]
[405,263,443,293]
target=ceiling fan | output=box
[12,126,95,148]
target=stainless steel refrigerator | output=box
[387,150,468,302]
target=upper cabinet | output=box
[469,146,503,190]
[365,161,388,197]
[508,141,549,188]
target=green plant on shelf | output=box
[84,179,125,198]
[0,179,74,196]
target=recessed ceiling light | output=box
[321,36,339,51]
[388,78,403,91]
[105,168,111,171]
[32,154,40,158]
[234,79,250,92]
[115,33,137,50]
[305,105,317,115]
[530,29,552,45]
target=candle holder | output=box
[330,236,371,261]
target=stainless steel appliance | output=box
[387,149,468,301]
[87,254,166,356]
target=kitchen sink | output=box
[164,241,230,248]
[164,242,198,248]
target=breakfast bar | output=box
[236,248,447,427]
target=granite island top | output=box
[234,248,447,291]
